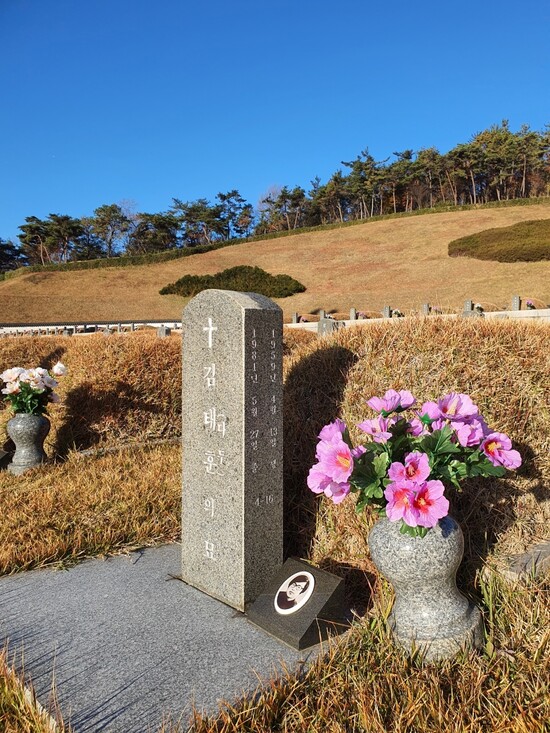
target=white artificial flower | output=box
[1,381,20,394]
[1,367,24,383]
[24,370,46,391]
[52,362,67,376]
[42,375,58,389]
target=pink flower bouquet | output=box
[308,389,521,538]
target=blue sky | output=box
[1,0,549,241]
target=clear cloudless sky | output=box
[1,0,549,241]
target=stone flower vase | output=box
[7,413,50,475]
[368,515,484,661]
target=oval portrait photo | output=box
[273,571,315,615]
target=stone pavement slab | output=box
[0,544,317,732]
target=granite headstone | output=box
[181,290,284,611]
[318,318,341,336]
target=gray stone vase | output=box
[368,515,484,661]
[7,413,50,475]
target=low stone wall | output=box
[285,308,550,334]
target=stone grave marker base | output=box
[246,558,350,650]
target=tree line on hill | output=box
[1,120,549,272]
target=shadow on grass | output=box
[318,560,377,618]
[54,381,165,458]
[283,345,358,561]
[453,440,545,591]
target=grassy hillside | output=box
[1,204,550,323]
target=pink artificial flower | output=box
[384,480,419,526]
[367,391,400,413]
[437,392,479,421]
[367,389,415,414]
[397,390,416,409]
[357,416,394,443]
[452,417,487,447]
[407,417,429,437]
[481,433,522,470]
[420,401,440,420]
[430,418,448,432]
[325,481,351,504]
[315,437,354,482]
[351,445,366,459]
[307,463,330,493]
[388,452,431,483]
[412,480,450,528]
[307,464,350,504]
[318,419,346,442]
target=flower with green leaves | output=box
[308,390,521,538]
[1,362,67,416]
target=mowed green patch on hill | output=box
[449,218,550,261]
[1,204,550,323]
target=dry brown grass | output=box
[1,205,550,323]
[0,644,70,732]
[0,444,180,574]
[5,574,549,732]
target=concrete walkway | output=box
[0,544,317,732]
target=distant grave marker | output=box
[181,290,284,611]
[318,318,341,336]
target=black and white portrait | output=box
[273,571,315,615]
